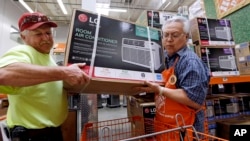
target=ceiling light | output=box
[96,8,127,16]
[163,2,171,10]
[96,2,126,15]
[108,9,127,12]
[96,8,109,15]
[19,0,33,13]
[96,3,110,9]
[57,0,68,15]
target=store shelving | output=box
[210,75,250,84]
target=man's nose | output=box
[165,36,174,41]
[40,33,51,40]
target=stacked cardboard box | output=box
[136,10,176,29]
[235,42,250,75]
[190,17,235,46]
[232,94,250,115]
[64,9,165,95]
[127,94,155,135]
[190,17,239,76]
[195,46,239,76]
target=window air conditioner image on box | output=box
[215,27,232,40]
[218,55,236,70]
[121,38,162,71]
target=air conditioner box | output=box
[191,17,235,46]
[195,45,239,76]
[136,10,176,29]
[64,9,165,95]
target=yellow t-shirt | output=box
[0,45,68,128]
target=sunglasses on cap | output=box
[20,15,50,28]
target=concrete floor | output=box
[98,102,127,121]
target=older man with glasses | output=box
[0,12,90,141]
[134,16,210,139]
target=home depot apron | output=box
[154,58,196,141]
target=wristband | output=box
[159,87,164,96]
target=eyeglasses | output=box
[162,32,186,39]
[20,15,50,27]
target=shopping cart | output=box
[81,114,228,141]
[81,116,145,141]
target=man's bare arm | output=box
[0,62,89,87]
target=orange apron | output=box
[154,58,196,141]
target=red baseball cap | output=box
[18,12,57,32]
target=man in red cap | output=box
[0,12,90,141]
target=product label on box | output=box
[66,9,165,82]
[143,106,155,134]
[143,106,156,118]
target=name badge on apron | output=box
[168,74,177,85]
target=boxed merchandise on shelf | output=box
[238,94,250,115]
[195,45,239,76]
[235,42,250,57]
[206,93,250,122]
[190,17,235,46]
[64,9,165,95]
[135,10,176,29]
[235,42,250,75]
[206,95,240,121]
[225,93,250,116]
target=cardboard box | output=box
[191,17,235,46]
[136,10,175,29]
[127,95,155,134]
[235,42,250,75]
[196,46,239,76]
[65,9,165,95]
[236,55,250,75]
[235,42,250,57]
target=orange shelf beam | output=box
[210,75,250,84]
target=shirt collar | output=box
[164,46,188,60]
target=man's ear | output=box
[20,33,25,40]
[161,31,164,39]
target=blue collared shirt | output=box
[165,46,210,132]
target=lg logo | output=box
[78,13,98,25]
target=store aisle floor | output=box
[98,103,127,121]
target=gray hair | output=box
[161,16,190,34]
